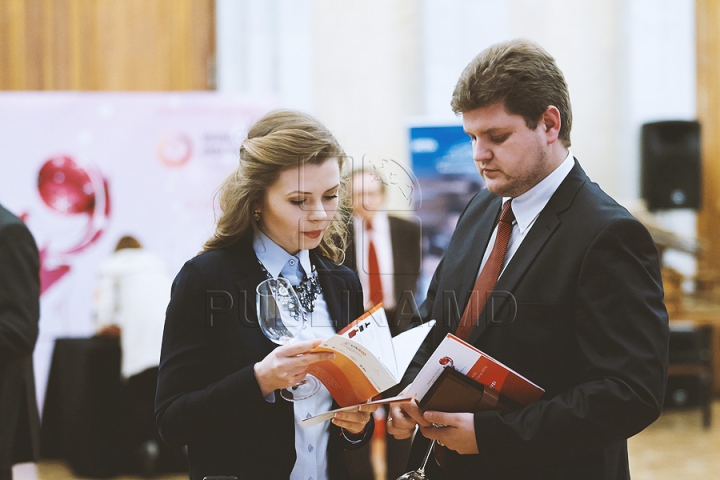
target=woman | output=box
[155,110,375,480]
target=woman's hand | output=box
[387,387,430,440]
[254,339,335,397]
[332,404,378,435]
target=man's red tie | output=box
[366,219,384,307]
[435,199,514,468]
[454,199,515,340]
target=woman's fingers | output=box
[332,409,373,434]
[277,339,335,366]
[255,339,336,395]
[278,338,324,356]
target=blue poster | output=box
[409,124,485,296]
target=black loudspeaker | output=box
[664,325,713,411]
[668,326,711,364]
[641,120,701,210]
[664,376,703,408]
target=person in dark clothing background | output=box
[0,203,41,480]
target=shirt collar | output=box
[353,211,389,231]
[252,229,312,277]
[505,149,574,234]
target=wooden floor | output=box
[12,462,187,480]
[628,401,720,479]
[12,402,720,479]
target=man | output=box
[387,39,669,479]
[0,203,41,480]
[344,169,422,480]
[346,168,422,336]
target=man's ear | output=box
[541,106,561,144]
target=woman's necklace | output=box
[257,258,322,316]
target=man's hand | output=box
[387,396,432,440]
[419,411,479,455]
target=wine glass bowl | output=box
[256,277,302,344]
[256,277,321,401]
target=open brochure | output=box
[407,333,544,408]
[299,305,434,426]
[299,394,412,429]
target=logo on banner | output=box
[157,133,193,167]
[32,155,111,294]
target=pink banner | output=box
[0,92,276,410]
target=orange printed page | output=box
[307,307,434,409]
[307,348,380,407]
[466,356,511,392]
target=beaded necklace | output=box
[257,258,322,317]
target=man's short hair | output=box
[451,38,573,147]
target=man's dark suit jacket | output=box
[345,215,422,336]
[0,204,41,473]
[405,161,669,480]
[155,236,371,480]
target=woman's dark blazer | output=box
[155,236,370,480]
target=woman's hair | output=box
[203,109,350,262]
[115,235,142,251]
[451,38,573,147]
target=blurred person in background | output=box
[344,169,422,480]
[0,203,40,480]
[346,168,422,336]
[155,110,376,480]
[94,235,184,476]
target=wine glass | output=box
[256,277,321,401]
[396,439,436,480]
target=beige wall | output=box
[509,0,623,196]
[307,0,694,205]
[312,0,423,182]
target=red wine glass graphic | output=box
[36,155,111,294]
[438,356,454,368]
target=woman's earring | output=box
[253,210,261,223]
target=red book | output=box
[408,333,544,411]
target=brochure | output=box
[299,394,412,429]
[407,333,544,407]
[298,305,434,426]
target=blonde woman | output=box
[156,110,375,480]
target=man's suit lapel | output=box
[457,198,502,301]
[466,160,588,345]
[438,196,501,347]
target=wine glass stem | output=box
[418,439,436,474]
